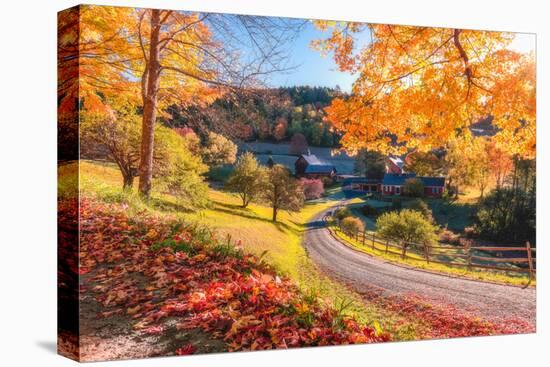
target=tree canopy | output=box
[313,23,535,159]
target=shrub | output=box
[439,229,460,245]
[361,204,378,216]
[321,176,335,188]
[341,217,365,236]
[463,226,477,238]
[408,199,433,223]
[300,178,324,200]
[334,207,352,221]
[403,178,425,197]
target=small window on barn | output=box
[395,186,400,194]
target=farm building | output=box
[295,153,337,178]
[381,173,445,197]
[385,156,405,174]
[342,177,382,193]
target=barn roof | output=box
[382,173,445,187]
[419,176,445,187]
[300,154,336,174]
[382,173,416,185]
[305,164,336,174]
[300,154,323,165]
[388,156,405,170]
[342,177,381,185]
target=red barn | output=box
[381,174,445,198]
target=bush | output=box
[300,178,324,200]
[439,228,460,245]
[341,217,365,236]
[361,204,379,216]
[321,176,335,188]
[403,178,425,197]
[334,207,352,221]
[408,199,433,223]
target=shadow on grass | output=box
[211,203,300,235]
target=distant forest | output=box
[164,86,346,148]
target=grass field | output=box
[58,160,426,340]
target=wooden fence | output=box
[335,219,536,287]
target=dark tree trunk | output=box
[272,206,278,222]
[123,174,134,190]
[138,9,161,198]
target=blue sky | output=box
[266,22,369,92]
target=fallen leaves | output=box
[63,198,390,356]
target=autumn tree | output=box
[262,164,304,222]
[289,133,308,155]
[354,150,386,179]
[486,141,513,189]
[80,111,142,189]
[313,23,535,160]
[225,153,267,208]
[273,116,288,141]
[202,132,238,167]
[403,178,424,198]
[404,151,445,177]
[377,210,438,253]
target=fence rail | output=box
[335,218,536,287]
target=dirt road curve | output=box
[303,208,536,327]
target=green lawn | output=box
[58,160,425,340]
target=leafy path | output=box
[302,207,535,340]
[58,198,389,362]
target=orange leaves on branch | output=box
[314,23,535,158]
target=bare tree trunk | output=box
[138,9,161,198]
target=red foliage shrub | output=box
[300,178,324,200]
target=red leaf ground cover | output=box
[59,198,390,357]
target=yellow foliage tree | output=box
[313,23,535,159]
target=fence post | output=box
[423,242,430,264]
[464,242,472,271]
[372,232,376,249]
[401,242,407,259]
[362,230,366,245]
[526,241,534,286]
[385,239,389,254]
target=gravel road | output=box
[302,208,536,327]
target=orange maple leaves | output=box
[314,22,535,159]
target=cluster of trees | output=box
[473,159,535,244]
[166,86,344,147]
[405,138,514,198]
[226,153,305,222]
